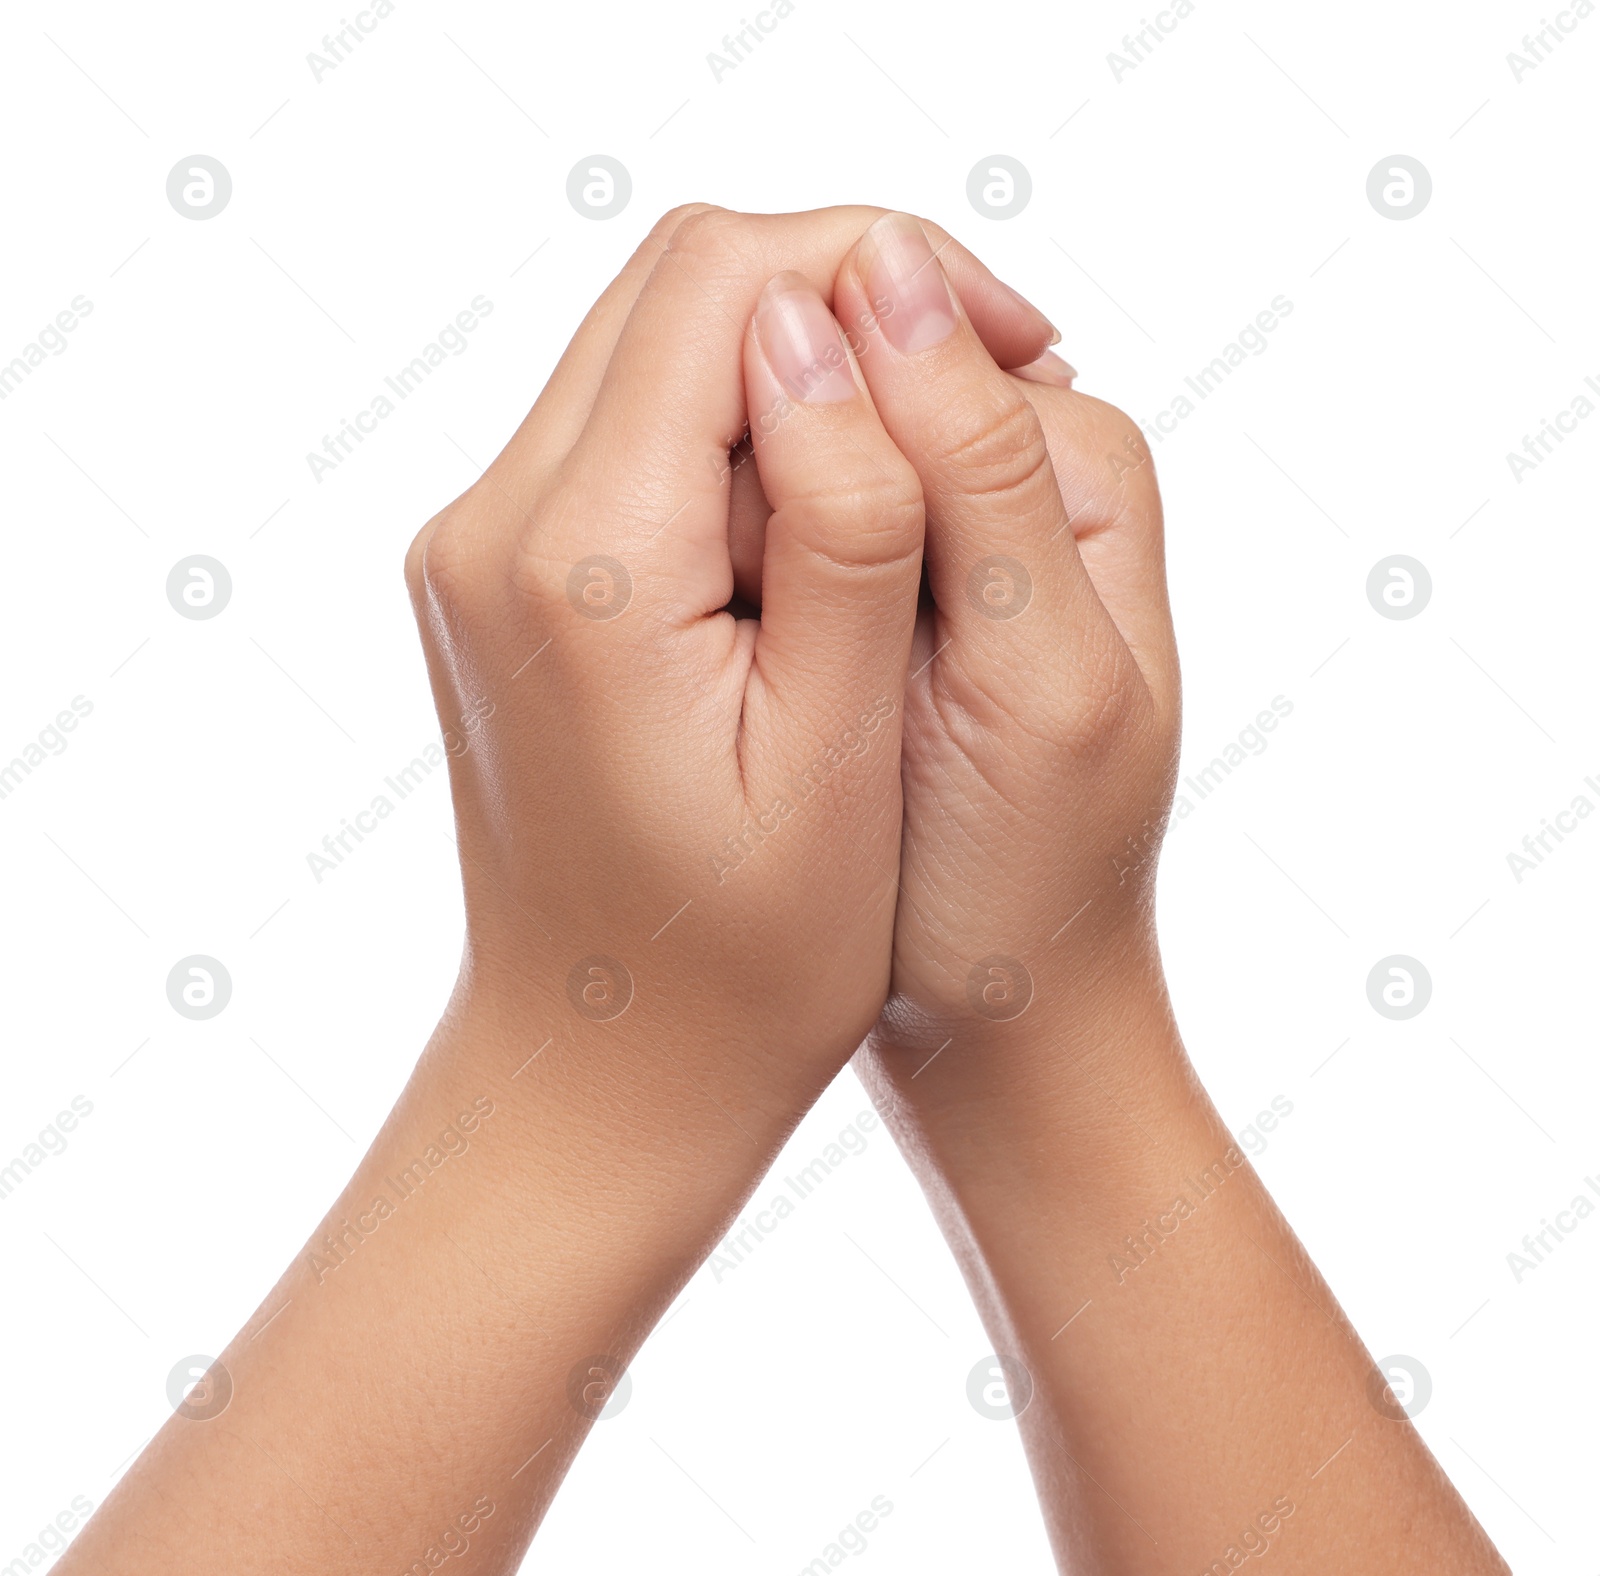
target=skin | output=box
[53,206,1506,1575]
[54,205,1050,1575]
[827,215,1510,1576]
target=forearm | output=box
[63,983,822,1574]
[860,958,1507,1576]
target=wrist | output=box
[301,985,833,1401]
[421,967,832,1213]
[873,917,1181,1090]
[860,938,1203,1198]
[449,938,852,1112]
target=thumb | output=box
[740,272,925,788]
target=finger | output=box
[1013,382,1179,719]
[730,327,1077,610]
[545,206,1056,486]
[833,212,1127,697]
[555,209,1055,577]
[1012,349,1077,389]
[522,205,724,454]
[464,205,725,515]
[738,273,923,786]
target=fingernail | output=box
[1001,281,1061,346]
[753,272,857,404]
[859,212,958,355]
[1013,349,1077,388]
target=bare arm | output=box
[65,989,838,1571]
[58,205,1052,1575]
[829,209,1508,1574]
[860,969,1507,1574]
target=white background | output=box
[2,0,1595,1570]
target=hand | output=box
[57,205,1059,1576]
[408,204,1060,1090]
[825,215,1503,1576]
[824,211,1182,1055]
[408,215,917,1086]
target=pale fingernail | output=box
[1013,349,1077,388]
[1001,281,1061,346]
[754,273,857,404]
[859,212,958,355]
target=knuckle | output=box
[1024,390,1164,531]
[650,201,725,245]
[935,390,1055,502]
[942,626,1151,763]
[1047,639,1151,758]
[507,491,635,616]
[414,503,497,614]
[1088,396,1161,495]
[663,206,760,277]
[779,464,925,571]
[1079,391,1139,439]
[403,514,438,603]
[510,540,576,612]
